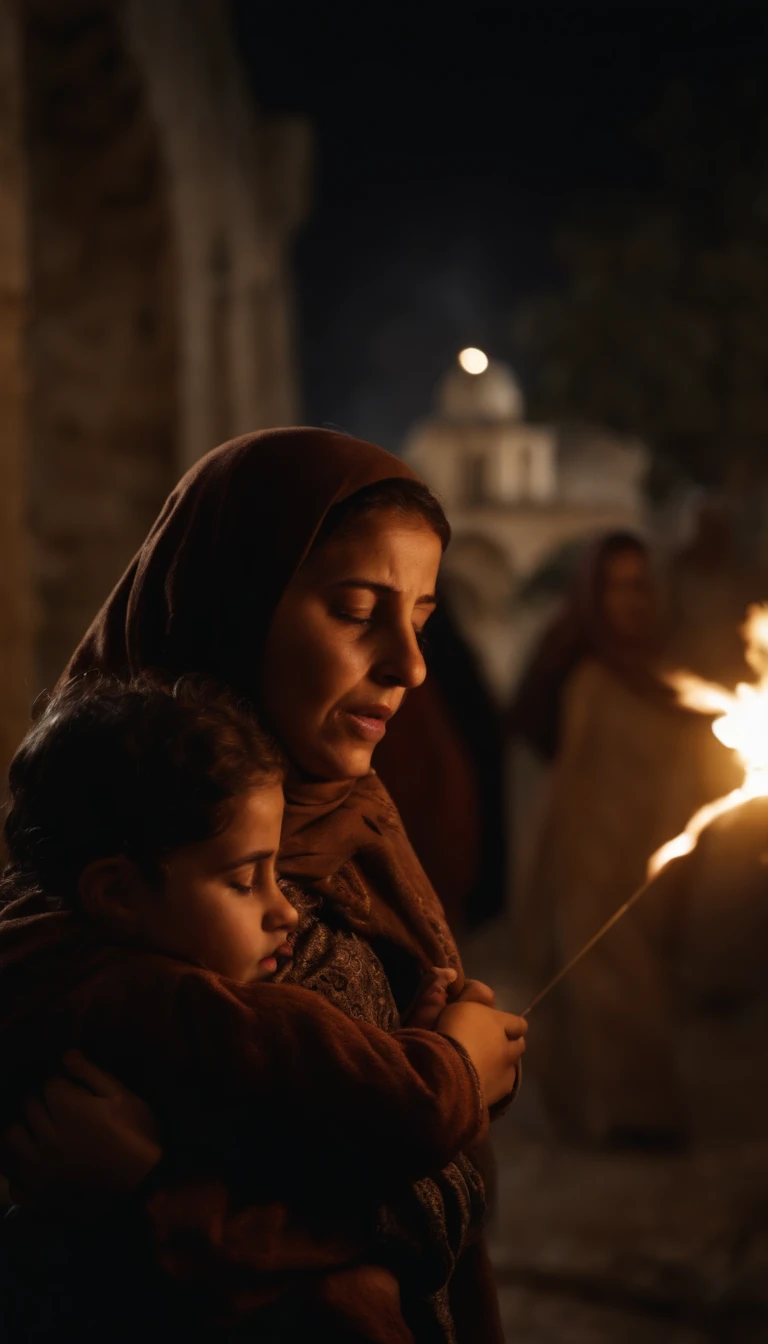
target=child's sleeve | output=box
[75,955,488,1188]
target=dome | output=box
[436,357,525,423]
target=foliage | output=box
[515,78,768,496]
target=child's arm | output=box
[42,952,522,1329]
[72,951,491,1187]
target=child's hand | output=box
[402,967,458,1029]
[436,1002,527,1106]
[0,1051,162,1210]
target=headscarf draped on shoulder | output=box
[60,428,459,976]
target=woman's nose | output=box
[264,881,299,933]
[373,623,427,690]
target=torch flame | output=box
[647,604,768,879]
[522,604,768,1017]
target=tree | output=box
[515,76,768,513]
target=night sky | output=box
[234,2,768,452]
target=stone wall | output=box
[24,0,178,691]
[4,0,309,706]
[0,0,33,777]
[125,0,311,471]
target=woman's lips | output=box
[344,713,388,741]
[342,707,393,742]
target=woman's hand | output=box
[0,1050,163,1209]
[402,966,457,1028]
[436,1002,527,1107]
[452,978,496,1008]
[403,970,493,1030]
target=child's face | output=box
[137,783,297,983]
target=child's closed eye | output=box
[229,877,255,895]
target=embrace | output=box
[0,428,526,1343]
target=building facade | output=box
[405,356,649,695]
[0,0,309,774]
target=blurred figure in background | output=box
[375,595,507,938]
[665,501,756,687]
[508,533,738,1145]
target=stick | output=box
[522,876,653,1016]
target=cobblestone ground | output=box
[461,917,768,1344]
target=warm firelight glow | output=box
[523,605,768,1016]
[647,604,768,878]
[458,347,489,375]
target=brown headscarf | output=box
[60,427,460,981]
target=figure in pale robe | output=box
[509,533,739,1145]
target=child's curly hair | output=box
[2,675,284,909]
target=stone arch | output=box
[440,531,516,625]
[23,0,179,688]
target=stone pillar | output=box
[24,0,178,689]
[0,0,33,781]
[125,0,311,472]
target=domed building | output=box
[404,352,649,695]
[407,356,556,512]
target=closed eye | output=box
[339,611,429,651]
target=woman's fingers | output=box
[455,979,496,1007]
[507,1035,526,1062]
[417,967,456,997]
[41,1072,104,1121]
[403,967,457,1027]
[406,979,450,1029]
[20,1093,60,1146]
[60,1049,121,1098]
[501,1013,528,1040]
[494,1014,526,1098]
[430,967,457,988]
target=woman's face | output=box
[600,547,654,643]
[260,510,443,780]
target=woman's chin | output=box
[293,739,375,783]
[325,744,376,780]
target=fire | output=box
[647,604,768,878]
[523,605,768,1016]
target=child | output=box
[0,676,523,1342]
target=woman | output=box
[0,428,523,1341]
[509,532,669,763]
[509,532,738,1145]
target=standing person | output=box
[508,532,736,1146]
[509,532,667,763]
[0,428,524,1342]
